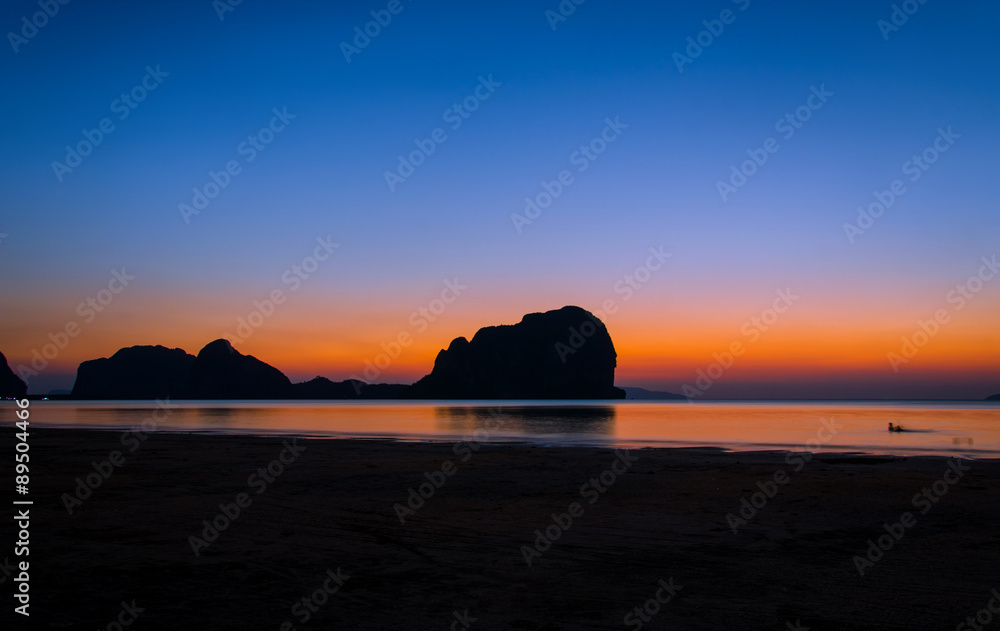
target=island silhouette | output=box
[42,306,628,400]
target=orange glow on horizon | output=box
[2,283,997,397]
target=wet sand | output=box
[17,429,1000,630]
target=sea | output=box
[7,400,1000,458]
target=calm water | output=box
[7,400,1000,457]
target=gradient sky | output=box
[2,0,998,398]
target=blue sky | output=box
[2,0,998,397]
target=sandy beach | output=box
[18,429,1000,630]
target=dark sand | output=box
[14,429,1000,630]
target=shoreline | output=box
[20,428,1000,629]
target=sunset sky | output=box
[2,0,998,398]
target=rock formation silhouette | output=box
[0,351,28,398]
[406,306,625,399]
[188,339,293,399]
[71,345,196,399]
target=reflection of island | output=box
[434,405,616,437]
[68,403,270,430]
[42,306,625,401]
[188,406,278,430]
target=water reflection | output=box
[70,404,271,429]
[72,405,163,427]
[434,405,616,436]
[190,407,268,427]
[7,400,999,456]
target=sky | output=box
[1,0,998,398]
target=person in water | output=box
[888,423,905,432]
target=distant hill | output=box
[620,387,686,400]
[988,394,1000,402]
[293,376,407,399]
[408,306,625,399]
[0,351,27,399]
[293,376,364,399]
